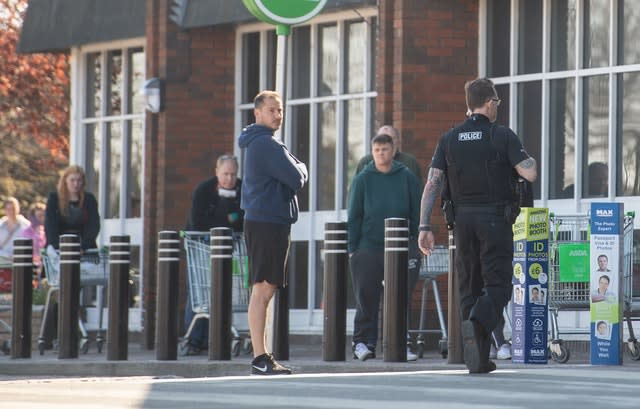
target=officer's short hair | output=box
[465,78,497,110]
[371,133,394,146]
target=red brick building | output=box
[19,0,640,348]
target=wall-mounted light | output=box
[142,77,164,113]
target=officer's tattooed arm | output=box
[420,167,446,228]
[515,157,537,183]
[418,167,445,255]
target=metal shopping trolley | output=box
[39,246,108,355]
[622,212,639,360]
[180,231,251,356]
[547,212,636,363]
[409,245,449,358]
[0,276,10,354]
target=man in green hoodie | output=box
[348,133,420,361]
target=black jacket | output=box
[186,177,244,232]
[45,191,100,250]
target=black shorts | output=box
[244,220,291,287]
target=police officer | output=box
[418,78,537,373]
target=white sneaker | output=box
[407,348,418,361]
[489,343,497,359]
[497,343,511,360]
[354,342,373,361]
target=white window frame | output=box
[69,38,146,331]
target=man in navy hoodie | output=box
[238,90,308,375]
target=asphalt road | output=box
[1,366,638,409]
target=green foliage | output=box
[32,280,48,305]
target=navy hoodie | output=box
[238,124,308,225]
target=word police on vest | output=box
[458,131,482,141]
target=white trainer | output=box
[497,343,511,360]
[354,342,373,361]
[489,343,497,359]
[407,347,418,361]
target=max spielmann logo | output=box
[596,209,613,217]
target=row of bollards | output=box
[322,218,461,363]
[153,227,292,361]
[9,219,454,363]
[9,234,131,360]
[322,219,412,362]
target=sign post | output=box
[589,202,624,365]
[511,207,549,364]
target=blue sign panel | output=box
[590,202,624,365]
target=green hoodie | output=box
[347,160,420,253]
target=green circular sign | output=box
[243,0,328,26]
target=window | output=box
[486,0,511,77]
[72,41,145,331]
[550,0,577,71]
[582,75,609,198]
[237,11,377,311]
[616,72,640,196]
[484,0,640,208]
[484,2,640,341]
[549,78,576,199]
[618,2,640,65]
[518,0,543,75]
[80,46,145,220]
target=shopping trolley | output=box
[180,231,251,356]
[39,246,108,355]
[409,245,449,358]
[547,212,635,363]
[0,286,10,355]
[622,211,639,360]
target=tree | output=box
[0,0,69,212]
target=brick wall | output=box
[144,0,236,348]
[142,0,480,346]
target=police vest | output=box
[444,122,514,206]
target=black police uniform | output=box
[431,114,530,334]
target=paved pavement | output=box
[2,362,640,409]
[1,336,640,379]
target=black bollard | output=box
[383,218,409,362]
[447,229,464,363]
[209,227,233,360]
[272,286,289,360]
[58,234,81,359]
[155,231,180,360]
[11,238,33,359]
[107,235,130,361]
[322,222,348,361]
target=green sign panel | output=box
[558,242,590,282]
[243,0,328,26]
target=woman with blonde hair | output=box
[0,196,31,261]
[45,165,100,251]
[0,197,31,292]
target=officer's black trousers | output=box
[454,208,513,334]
